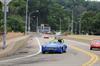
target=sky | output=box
[89,0,100,1]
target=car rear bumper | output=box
[90,46,100,48]
[44,37,49,38]
[42,47,62,53]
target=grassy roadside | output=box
[0,36,29,58]
[0,32,24,42]
[0,32,24,49]
[65,35,100,44]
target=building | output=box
[38,24,51,33]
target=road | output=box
[0,35,99,66]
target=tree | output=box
[81,11,96,34]
[47,1,69,31]
[93,12,100,35]
[0,0,100,34]
[9,0,26,16]
[7,15,24,32]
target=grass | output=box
[66,35,100,44]
[0,36,29,58]
[0,32,24,52]
[0,32,24,42]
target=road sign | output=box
[0,0,12,5]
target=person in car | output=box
[58,38,64,43]
[53,36,64,43]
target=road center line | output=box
[67,40,99,66]
[0,37,41,63]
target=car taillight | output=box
[95,43,100,44]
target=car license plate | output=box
[48,48,55,50]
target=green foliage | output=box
[0,19,4,32]
[47,1,69,31]
[9,0,26,16]
[81,11,100,34]
[7,15,24,32]
[81,11,95,34]
[0,0,100,34]
[93,12,100,34]
[0,0,25,32]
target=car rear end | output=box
[42,43,63,53]
[43,34,49,39]
[90,39,100,50]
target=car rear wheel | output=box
[59,48,63,54]
[42,51,46,54]
[63,50,66,53]
[90,47,93,50]
[63,47,66,53]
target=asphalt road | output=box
[0,36,100,66]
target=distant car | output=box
[90,39,100,50]
[55,32,62,36]
[41,39,67,54]
[43,34,49,39]
[55,32,62,39]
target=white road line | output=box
[67,40,90,46]
[0,37,41,63]
[36,37,42,53]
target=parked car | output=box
[90,39,100,50]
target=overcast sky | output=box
[89,0,100,1]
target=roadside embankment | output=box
[66,35,100,43]
[0,32,24,42]
[0,35,30,58]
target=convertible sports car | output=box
[41,39,67,54]
[90,39,100,50]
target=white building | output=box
[38,24,51,33]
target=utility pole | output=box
[71,10,74,34]
[3,0,7,49]
[25,0,28,35]
[28,14,30,34]
[79,18,81,34]
[0,0,12,49]
[36,16,39,33]
[59,17,62,33]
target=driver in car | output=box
[50,36,64,43]
[53,36,64,43]
[58,38,64,43]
